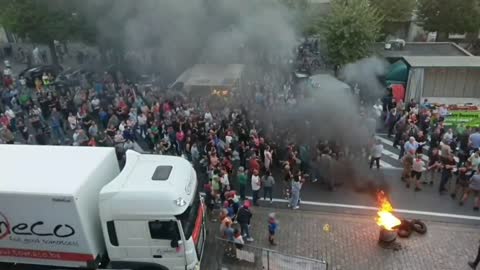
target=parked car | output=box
[18,64,63,87]
[54,67,95,87]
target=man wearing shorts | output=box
[401,150,414,184]
[410,153,425,191]
[460,168,480,211]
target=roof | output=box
[386,60,408,82]
[402,56,480,68]
[175,64,244,87]
[0,145,116,195]
[100,151,197,217]
[309,74,351,91]
[375,42,471,58]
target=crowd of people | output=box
[383,97,480,211]
[3,46,480,254]
[0,53,378,248]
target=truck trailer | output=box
[0,145,205,270]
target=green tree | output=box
[416,0,480,40]
[323,0,383,67]
[370,0,416,36]
[0,0,81,64]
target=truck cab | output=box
[99,151,205,270]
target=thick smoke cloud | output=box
[340,56,389,103]
[86,0,388,193]
[91,0,298,79]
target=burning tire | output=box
[395,219,413,238]
[397,228,412,238]
[411,220,427,234]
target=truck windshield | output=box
[175,191,200,240]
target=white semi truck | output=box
[0,145,205,270]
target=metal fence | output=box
[213,237,327,270]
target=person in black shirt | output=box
[439,153,457,194]
[426,148,441,185]
[452,161,471,200]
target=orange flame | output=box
[375,191,401,231]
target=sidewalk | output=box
[203,206,480,270]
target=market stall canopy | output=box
[309,74,351,92]
[386,60,408,84]
[173,64,244,90]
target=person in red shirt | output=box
[88,137,97,147]
[249,153,260,173]
[0,114,10,127]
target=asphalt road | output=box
[213,134,480,225]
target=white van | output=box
[0,145,205,270]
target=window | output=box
[151,166,173,181]
[176,191,200,240]
[148,220,179,240]
[106,221,118,246]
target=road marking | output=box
[263,198,480,221]
[376,135,394,146]
[200,195,480,220]
[375,135,430,151]
[382,148,399,160]
[379,160,396,169]
[376,135,430,162]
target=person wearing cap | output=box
[267,213,278,246]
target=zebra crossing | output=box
[374,134,431,169]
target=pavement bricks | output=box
[203,206,480,270]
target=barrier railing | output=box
[213,237,328,270]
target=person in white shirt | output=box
[225,133,233,146]
[67,112,77,130]
[91,97,100,111]
[442,128,454,144]
[118,121,126,132]
[5,107,15,131]
[220,170,230,190]
[469,151,480,173]
[204,111,213,123]
[264,146,273,171]
[251,170,261,206]
[438,105,448,117]
[373,100,383,118]
[369,139,383,169]
[137,112,148,138]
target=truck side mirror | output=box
[169,220,180,248]
[170,239,179,248]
